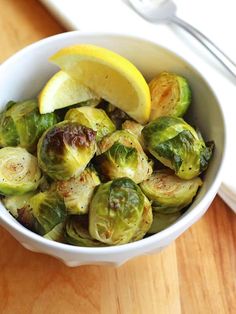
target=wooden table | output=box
[0,1,235,313]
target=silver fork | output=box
[128,0,236,80]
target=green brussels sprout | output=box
[140,169,202,213]
[0,99,58,152]
[149,72,191,120]
[27,190,66,235]
[65,215,105,247]
[89,177,145,245]
[44,223,65,242]
[37,121,97,181]
[65,107,116,141]
[5,100,17,110]
[122,120,145,148]
[148,211,182,234]
[2,192,36,218]
[131,196,153,241]
[76,98,101,108]
[0,147,42,196]
[56,167,100,215]
[142,116,214,180]
[96,130,153,183]
[55,98,102,121]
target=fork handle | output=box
[170,15,236,79]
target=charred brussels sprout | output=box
[140,169,202,213]
[142,116,214,180]
[65,107,116,141]
[27,190,66,235]
[56,167,100,215]
[89,177,146,245]
[0,147,42,196]
[149,72,191,120]
[0,99,58,152]
[65,215,105,247]
[37,121,97,180]
[96,130,153,183]
[148,211,182,234]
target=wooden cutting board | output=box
[0,1,235,313]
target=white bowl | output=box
[0,31,226,267]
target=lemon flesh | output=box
[39,70,98,114]
[50,44,151,124]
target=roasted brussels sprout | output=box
[65,215,105,247]
[17,204,36,231]
[104,103,130,128]
[56,167,100,215]
[0,147,42,196]
[55,98,101,121]
[131,196,153,241]
[148,211,182,234]
[76,98,101,108]
[89,177,146,245]
[44,223,65,242]
[149,72,191,120]
[122,120,144,148]
[38,175,52,192]
[65,107,116,141]
[140,169,202,213]
[0,99,58,152]
[96,130,153,183]
[27,190,66,235]
[142,116,214,180]
[37,121,97,180]
[2,192,36,218]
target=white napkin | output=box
[39,0,236,212]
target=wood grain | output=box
[0,1,235,313]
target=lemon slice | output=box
[50,44,151,124]
[39,70,98,114]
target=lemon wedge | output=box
[50,44,151,124]
[39,70,98,114]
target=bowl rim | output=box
[0,30,227,255]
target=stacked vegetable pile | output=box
[0,45,213,246]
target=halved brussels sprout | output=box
[140,169,202,213]
[89,177,145,245]
[131,196,153,241]
[0,147,42,196]
[148,211,182,234]
[122,120,144,148]
[65,107,116,141]
[56,167,100,215]
[2,192,36,218]
[28,190,66,235]
[37,121,97,180]
[65,215,105,247]
[149,72,191,120]
[96,130,153,183]
[142,116,214,180]
[0,99,58,152]
[44,223,65,242]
